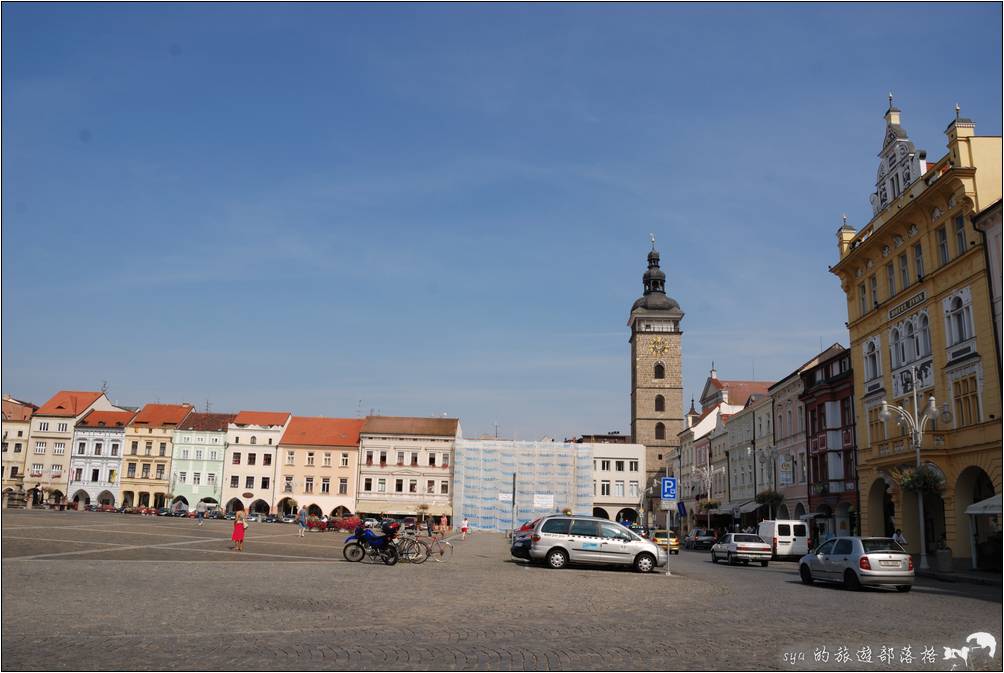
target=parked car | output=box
[280,514,296,524]
[98,504,117,513]
[711,533,772,566]
[510,514,667,573]
[263,514,278,523]
[758,520,810,558]
[799,537,914,592]
[650,529,680,554]
[684,529,716,550]
[402,517,417,530]
[362,518,380,528]
[224,511,236,520]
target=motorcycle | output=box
[343,521,400,565]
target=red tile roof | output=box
[279,417,365,447]
[128,403,193,428]
[2,397,37,421]
[720,380,772,406]
[180,412,237,432]
[361,416,460,437]
[36,390,104,418]
[233,411,291,427]
[78,410,137,429]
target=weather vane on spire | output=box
[649,233,656,251]
[955,103,961,121]
[888,92,894,108]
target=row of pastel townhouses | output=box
[661,105,1001,574]
[1,392,648,529]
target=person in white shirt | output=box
[892,529,908,545]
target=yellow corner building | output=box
[830,101,1001,572]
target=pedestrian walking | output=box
[439,514,448,535]
[195,500,207,526]
[297,508,308,538]
[426,516,435,537]
[232,511,247,552]
[892,529,908,545]
[461,517,469,540]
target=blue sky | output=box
[3,3,1001,439]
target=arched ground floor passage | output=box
[593,507,609,519]
[172,496,190,511]
[331,506,352,517]
[858,453,1002,571]
[615,508,639,524]
[249,499,271,514]
[225,498,245,513]
[96,490,116,506]
[277,498,298,516]
[306,504,323,517]
[71,490,91,507]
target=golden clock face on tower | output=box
[649,336,668,356]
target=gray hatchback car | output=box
[510,515,668,573]
[798,536,914,591]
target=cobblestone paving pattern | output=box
[2,511,1000,671]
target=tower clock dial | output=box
[649,336,668,356]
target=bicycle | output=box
[420,534,454,562]
[396,531,430,564]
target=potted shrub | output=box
[891,465,945,493]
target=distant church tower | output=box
[629,239,684,488]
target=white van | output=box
[758,520,809,558]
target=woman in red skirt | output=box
[232,511,246,552]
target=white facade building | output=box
[590,443,646,523]
[67,410,135,507]
[222,411,291,514]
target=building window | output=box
[364,477,372,492]
[898,254,909,289]
[954,215,967,256]
[953,375,980,427]
[615,481,625,497]
[232,453,241,465]
[181,449,190,459]
[230,475,239,488]
[338,478,348,495]
[601,480,611,496]
[193,473,201,485]
[442,453,450,467]
[379,451,387,466]
[286,451,295,466]
[377,478,386,493]
[263,454,271,466]
[440,481,449,495]
[410,452,419,466]
[937,227,949,265]
[207,473,216,485]
[145,441,152,456]
[395,479,404,493]
[323,452,332,467]
[615,460,625,472]
[53,442,65,455]
[301,477,313,493]
[57,423,68,433]
[111,443,118,456]
[397,451,405,465]
[655,422,666,440]
[918,314,931,357]
[141,464,151,479]
[179,472,187,483]
[365,451,374,466]
[426,479,436,494]
[73,467,83,481]
[321,478,330,494]
[864,340,880,381]
[131,441,138,454]
[629,460,639,471]
[127,463,137,478]
[261,477,270,490]
[913,243,925,279]
[77,442,86,455]
[886,263,896,297]
[600,459,610,471]
[890,328,902,368]
[306,452,315,466]
[869,275,878,307]
[341,453,349,467]
[655,395,665,412]
[858,283,867,315]
[159,442,166,457]
[946,296,973,346]
[247,453,256,466]
[409,480,417,493]
[38,422,49,432]
[245,476,254,489]
[250,436,257,445]
[210,451,217,460]
[629,481,639,497]
[34,441,46,454]
[654,363,665,379]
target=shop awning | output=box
[965,494,1002,516]
[355,500,453,517]
[738,500,760,514]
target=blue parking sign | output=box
[660,477,677,500]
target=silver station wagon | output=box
[798,536,914,592]
[510,515,667,573]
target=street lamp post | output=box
[879,365,952,571]
[747,445,779,519]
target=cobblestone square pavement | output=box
[2,510,1001,671]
